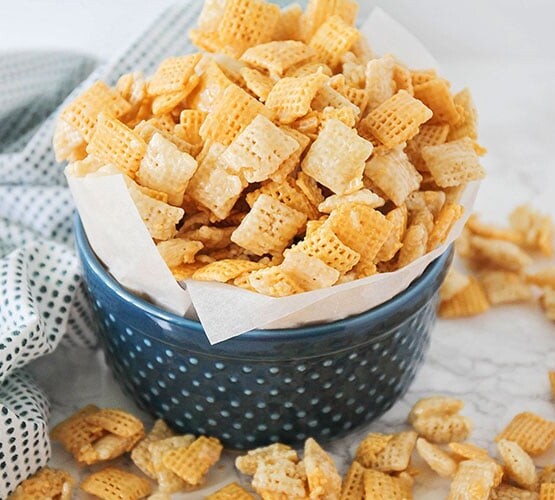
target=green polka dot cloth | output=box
[0,1,233,494]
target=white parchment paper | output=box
[67,7,481,344]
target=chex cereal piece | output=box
[411,69,437,86]
[152,84,196,117]
[287,61,333,78]
[363,469,412,500]
[405,123,450,171]
[302,119,373,194]
[206,482,255,499]
[268,127,311,183]
[365,55,396,112]
[51,405,105,457]
[421,137,486,188]
[479,270,532,305]
[414,78,461,126]
[136,133,198,206]
[80,467,152,500]
[527,268,555,289]
[163,436,222,486]
[231,194,307,255]
[53,118,87,162]
[365,148,422,206]
[340,461,366,500]
[496,412,555,456]
[149,435,195,493]
[178,109,207,144]
[85,408,144,438]
[248,265,303,296]
[542,484,555,500]
[320,106,358,129]
[86,113,147,177]
[251,458,308,499]
[318,189,385,214]
[157,239,203,267]
[199,84,272,146]
[309,15,360,68]
[408,396,465,423]
[301,0,358,41]
[540,465,555,484]
[79,432,144,465]
[180,223,235,250]
[281,251,339,290]
[448,442,491,462]
[10,467,74,500]
[327,204,393,265]
[240,67,274,102]
[376,205,408,262]
[367,431,417,472]
[296,171,325,207]
[362,90,432,148]
[246,179,318,220]
[312,83,360,115]
[549,372,555,399]
[221,115,299,183]
[448,88,478,141]
[186,143,246,220]
[192,259,264,282]
[236,443,299,476]
[412,414,473,444]
[492,484,539,499]
[134,120,197,158]
[60,81,131,142]
[469,236,533,272]
[217,0,280,57]
[541,288,555,322]
[241,41,316,78]
[148,54,202,96]
[355,433,394,468]
[127,184,184,240]
[131,419,175,479]
[273,3,303,41]
[187,58,233,112]
[440,268,471,302]
[329,74,369,113]
[393,63,414,95]
[447,460,502,500]
[397,224,429,268]
[293,224,360,273]
[510,205,554,256]
[303,437,342,498]
[266,72,328,124]
[497,439,538,491]
[439,276,490,318]
[427,203,464,251]
[466,214,523,244]
[416,438,458,478]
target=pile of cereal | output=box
[439,204,555,322]
[12,390,555,498]
[55,0,486,297]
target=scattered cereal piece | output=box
[10,467,74,500]
[510,205,554,256]
[448,442,491,462]
[469,236,533,272]
[412,414,473,444]
[363,468,412,499]
[80,467,152,500]
[309,15,360,69]
[416,437,458,477]
[439,277,490,318]
[251,458,307,499]
[408,396,465,424]
[447,459,502,500]
[206,482,255,499]
[340,461,366,500]
[479,270,532,305]
[304,437,342,499]
[496,412,555,456]
[497,439,538,491]
[131,419,175,479]
[491,483,538,499]
[440,268,471,302]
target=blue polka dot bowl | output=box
[74,216,452,449]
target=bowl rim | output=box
[74,214,451,342]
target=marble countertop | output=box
[27,57,555,498]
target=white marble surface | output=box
[7,0,555,498]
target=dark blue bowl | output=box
[74,215,452,449]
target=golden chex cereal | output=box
[301,0,358,42]
[80,467,152,500]
[465,213,523,244]
[526,268,555,289]
[405,123,450,171]
[240,67,274,102]
[427,203,464,251]
[376,205,408,262]
[469,235,533,272]
[199,84,272,146]
[241,40,316,78]
[355,433,394,468]
[393,63,414,96]
[162,436,223,486]
[542,483,555,500]
[134,119,197,157]
[309,15,360,69]
[136,133,198,206]
[439,276,490,318]
[266,71,328,124]
[491,484,538,500]
[448,88,478,141]
[496,412,555,456]
[365,147,422,206]
[510,204,554,256]
[192,259,264,282]
[248,265,305,297]
[416,437,458,478]
[60,81,131,143]
[131,419,175,479]
[540,464,555,484]
[280,251,340,290]
[413,78,460,126]
[53,118,87,162]
[85,408,144,438]
[302,118,373,195]
[363,468,412,500]
[86,113,147,177]
[273,3,303,41]
[368,431,417,472]
[148,435,196,493]
[79,432,143,465]
[186,58,233,112]
[178,109,207,144]
[497,439,538,491]
[318,189,385,214]
[364,55,396,112]
[447,459,502,500]
[340,461,366,500]
[479,270,532,305]
[397,224,429,268]
[362,90,433,149]
[251,458,307,499]
[408,396,465,424]
[231,194,307,255]
[156,239,204,268]
[421,137,486,188]
[439,268,471,302]
[221,115,299,183]
[236,443,299,476]
[10,467,74,500]
[412,414,473,444]
[303,437,342,498]
[148,54,202,96]
[206,482,255,499]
